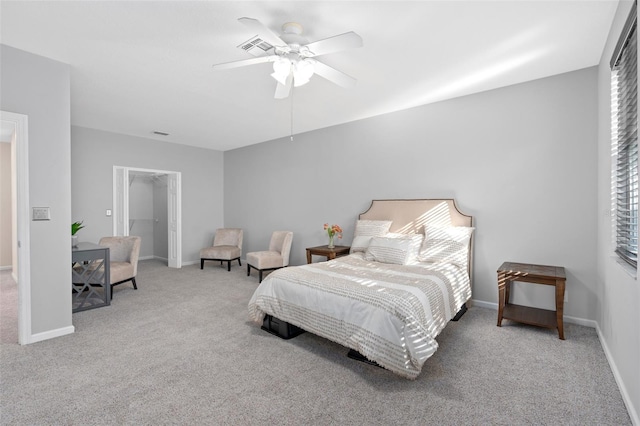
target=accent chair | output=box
[98,236,141,299]
[200,228,244,271]
[246,231,293,283]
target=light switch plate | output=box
[106,209,112,217]
[32,207,51,221]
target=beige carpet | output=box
[0,259,631,425]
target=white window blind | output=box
[612,2,638,268]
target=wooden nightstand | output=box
[306,245,350,264]
[497,261,567,340]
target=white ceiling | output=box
[0,1,619,151]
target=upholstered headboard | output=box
[359,199,474,280]
[359,199,473,232]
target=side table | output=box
[497,261,566,340]
[306,245,350,264]
[72,242,111,313]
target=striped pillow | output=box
[350,220,392,253]
[418,226,474,267]
[364,234,423,265]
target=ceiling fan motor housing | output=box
[282,22,303,35]
[279,22,308,53]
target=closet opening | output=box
[112,166,182,268]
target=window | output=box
[611,2,638,268]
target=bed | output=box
[248,199,474,379]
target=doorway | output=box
[112,166,182,268]
[0,110,31,345]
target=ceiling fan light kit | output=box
[213,17,363,99]
[271,56,315,87]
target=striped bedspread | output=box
[248,253,471,379]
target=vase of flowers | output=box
[323,223,343,249]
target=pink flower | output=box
[324,223,343,239]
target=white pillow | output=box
[385,232,424,264]
[364,234,423,265]
[350,220,392,253]
[351,235,375,253]
[418,226,474,267]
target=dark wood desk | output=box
[72,242,110,313]
[497,261,566,340]
[306,245,350,264]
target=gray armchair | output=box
[200,228,244,271]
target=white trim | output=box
[1,111,31,345]
[112,166,120,236]
[470,299,499,310]
[562,315,598,328]
[118,165,178,176]
[167,172,182,268]
[0,265,12,271]
[29,325,75,344]
[596,324,640,426]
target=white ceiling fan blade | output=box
[212,55,277,70]
[304,32,363,57]
[238,17,288,49]
[311,60,357,88]
[274,73,293,99]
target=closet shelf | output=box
[129,218,159,231]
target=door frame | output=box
[112,166,182,268]
[1,110,32,345]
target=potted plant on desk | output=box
[72,221,84,247]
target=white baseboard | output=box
[563,314,597,328]
[470,299,497,310]
[139,256,197,267]
[27,325,75,345]
[596,324,640,426]
[139,255,170,262]
[0,265,12,271]
[470,299,596,328]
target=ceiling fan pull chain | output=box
[290,85,295,141]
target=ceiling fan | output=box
[213,17,363,99]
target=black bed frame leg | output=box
[347,349,382,368]
[451,303,467,322]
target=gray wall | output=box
[225,67,598,323]
[596,1,640,422]
[1,44,72,335]
[71,126,224,263]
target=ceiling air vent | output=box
[238,36,273,57]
